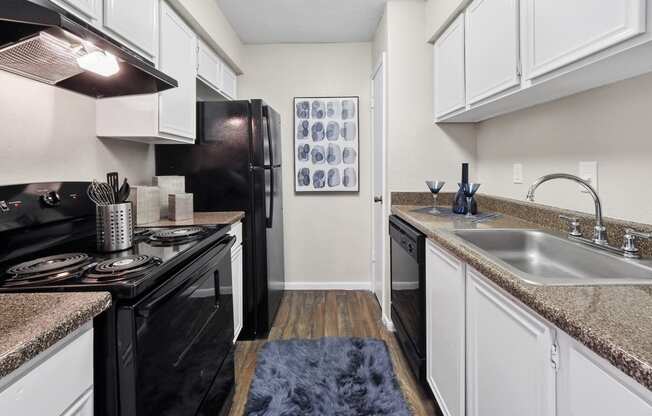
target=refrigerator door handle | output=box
[263,106,274,167]
[266,166,274,229]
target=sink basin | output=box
[452,229,652,286]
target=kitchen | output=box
[0,0,651,415]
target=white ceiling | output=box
[216,0,387,44]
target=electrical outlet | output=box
[513,163,523,184]
[578,161,598,193]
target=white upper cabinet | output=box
[51,0,102,24]
[96,1,197,143]
[557,330,652,416]
[466,268,555,416]
[522,0,647,80]
[434,14,466,118]
[197,39,222,91]
[425,241,465,416]
[103,0,158,61]
[435,0,652,122]
[465,0,520,104]
[158,1,197,139]
[220,64,237,100]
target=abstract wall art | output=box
[294,96,360,192]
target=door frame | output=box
[370,52,389,323]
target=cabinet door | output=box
[465,0,520,104]
[466,269,555,416]
[158,1,197,140]
[434,14,466,118]
[52,0,101,22]
[523,0,646,80]
[231,245,244,342]
[197,39,222,91]
[221,64,237,99]
[426,241,465,416]
[557,331,652,416]
[103,0,158,60]
[61,388,93,416]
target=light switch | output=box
[513,163,523,184]
[578,161,598,193]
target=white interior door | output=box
[371,54,386,307]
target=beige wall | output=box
[425,0,468,42]
[386,0,476,192]
[476,71,652,224]
[238,43,373,288]
[372,10,387,69]
[0,72,154,186]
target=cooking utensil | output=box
[117,178,130,203]
[107,172,119,202]
[87,180,115,206]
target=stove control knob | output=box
[41,191,61,207]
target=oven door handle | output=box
[137,236,235,317]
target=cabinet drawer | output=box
[0,326,93,416]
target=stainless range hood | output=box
[0,0,178,98]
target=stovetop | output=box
[0,224,229,299]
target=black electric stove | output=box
[0,182,236,416]
[0,223,228,298]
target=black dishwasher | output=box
[389,215,426,384]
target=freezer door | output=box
[262,104,282,167]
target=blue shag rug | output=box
[244,337,412,416]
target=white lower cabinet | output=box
[466,268,556,416]
[425,241,465,416]
[425,239,652,415]
[229,221,244,342]
[557,330,652,416]
[0,324,94,416]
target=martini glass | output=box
[463,182,481,218]
[425,180,446,214]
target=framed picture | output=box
[294,96,360,193]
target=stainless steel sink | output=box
[452,229,652,286]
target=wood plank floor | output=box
[229,291,437,416]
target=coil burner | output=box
[148,226,207,246]
[4,253,92,287]
[83,255,161,283]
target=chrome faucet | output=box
[526,173,607,245]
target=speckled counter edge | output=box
[0,293,111,379]
[391,204,652,391]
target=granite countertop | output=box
[0,292,111,379]
[143,211,245,227]
[392,203,652,391]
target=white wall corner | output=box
[382,313,395,332]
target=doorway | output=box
[370,53,387,311]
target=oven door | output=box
[118,236,235,416]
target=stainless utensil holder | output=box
[96,202,134,252]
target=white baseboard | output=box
[284,281,372,291]
[391,281,419,290]
[382,314,395,332]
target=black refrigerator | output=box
[155,99,284,340]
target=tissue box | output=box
[168,193,194,221]
[129,186,160,225]
[153,176,185,217]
